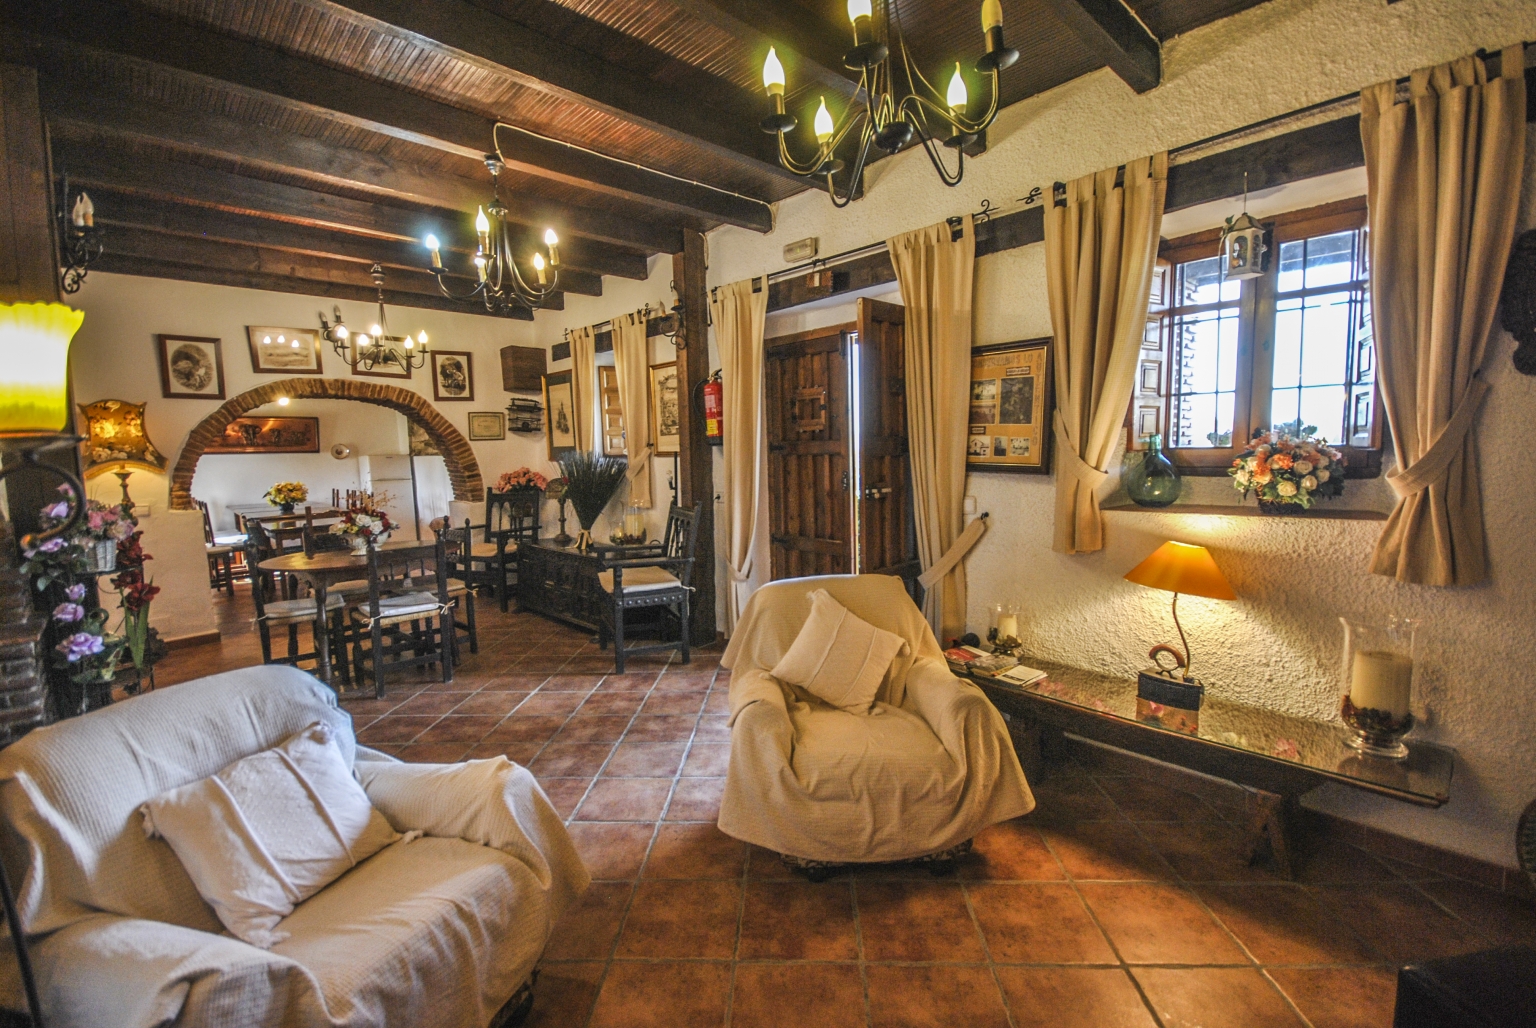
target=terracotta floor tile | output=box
[541,673,604,692]
[733,880,857,960]
[492,673,552,691]
[391,691,474,715]
[485,714,568,742]
[653,672,714,693]
[1022,775,1123,826]
[1133,968,1305,1028]
[682,741,731,777]
[415,714,503,743]
[543,881,633,960]
[961,820,1066,880]
[452,691,530,716]
[641,690,707,715]
[666,777,726,822]
[1077,882,1247,964]
[692,715,732,741]
[1040,823,1175,882]
[538,777,592,819]
[1294,838,1402,885]
[1138,821,1286,883]
[394,742,470,763]
[1097,776,1224,822]
[587,960,731,1028]
[553,715,633,743]
[644,822,748,879]
[516,691,588,717]
[575,777,672,821]
[746,845,800,880]
[1318,884,1491,963]
[355,715,439,745]
[1418,879,1536,946]
[730,963,866,1028]
[1268,968,1398,1028]
[864,964,1011,1028]
[596,673,660,692]
[566,822,656,880]
[1197,884,1382,964]
[856,881,987,961]
[968,883,1116,963]
[704,689,730,714]
[604,740,689,778]
[525,961,604,1028]
[616,879,742,958]
[530,742,615,777]
[996,967,1159,1028]
[511,656,572,673]
[578,691,648,717]
[339,697,404,718]
[626,715,699,742]
[565,655,623,673]
[464,740,542,764]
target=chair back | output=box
[361,539,450,617]
[662,502,703,561]
[485,487,540,543]
[244,531,276,612]
[194,499,216,545]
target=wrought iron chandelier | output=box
[424,153,560,315]
[759,0,1017,204]
[317,264,430,373]
[56,176,104,294]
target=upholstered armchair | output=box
[719,574,1034,874]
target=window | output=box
[1133,197,1382,476]
[598,364,625,456]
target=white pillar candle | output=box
[1349,650,1412,718]
[996,614,1018,640]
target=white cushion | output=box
[212,533,247,546]
[205,544,235,556]
[598,566,681,594]
[140,722,400,948]
[770,588,907,714]
[373,591,442,618]
[262,594,344,621]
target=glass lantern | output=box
[1339,615,1417,759]
[988,602,1021,656]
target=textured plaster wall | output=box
[700,0,1536,867]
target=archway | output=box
[168,378,484,511]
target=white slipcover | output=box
[719,574,1035,862]
[0,665,589,1028]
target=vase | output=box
[82,538,117,573]
[1257,499,1304,515]
[1339,616,1417,759]
[1125,434,1181,508]
[280,502,296,515]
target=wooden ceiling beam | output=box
[5,1,773,231]
[1039,0,1160,94]
[670,0,861,101]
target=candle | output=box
[997,614,1018,641]
[982,0,1003,32]
[1349,650,1412,718]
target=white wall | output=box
[698,0,1536,868]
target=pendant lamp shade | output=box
[1124,541,1235,600]
[0,302,85,436]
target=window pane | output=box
[1299,291,1353,386]
[1278,240,1306,292]
[1297,385,1347,443]
[1274,298,1303,389]
[1178,255,1241,305]
[1169,305,1239,448]
[1303,231,1357,289]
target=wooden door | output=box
[854,299,919,587]
[765,325,853,579]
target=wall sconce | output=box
[660,280,686,349]
[56,176,104,295]
[78,399,167,508]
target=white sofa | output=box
[0,666,589,1028]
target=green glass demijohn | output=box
[1126,434,1181,508]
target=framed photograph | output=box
[247,326,323,374]
[204,416,320,454]
[431,350,475,401]
[156,334,225,399]
[543,370,578,461]
[649,361,680,455]
[346,337,412,379]
[467,411,506,441]
[968,338,1052,475]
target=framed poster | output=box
[204,417,320,454]
[156,334,225,399]
[968,338,1052,475]
[649,361,680,455]
[431,350,475,401]
[347,337,412,379]
[247,326,323,374]
[542,370,578,461]
[467,411,506,441]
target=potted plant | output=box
[329,508,397,553]
[556,452,627,551]
[1229,425,1346,514]
[110,528,163,694]
[39,491,134,572]
[264,481,309,515]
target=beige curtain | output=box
[1045,153,1168,554]
[888,216,977,644]
[613,312,653,507]
[570,325,596,453]
[710,278,767,633]
[1363,47,1526,587]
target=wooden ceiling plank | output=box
[671,0,861,101]
[1038,0,1160,94]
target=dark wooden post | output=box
[672,229,716,644]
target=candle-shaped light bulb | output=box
[403,335,414,350]
[77,192,94,228]
[847,0,872,24]
[543,227,560,267]
[947,62,968,113]
[417,329,428,345]
[357,333,370,347]
[532,251,547,285]
[424,233,442,268]
[335,323,348,340]
[762,46,786,96]
[475,206,491,249]
[982,0,1003,32]
[370,323,383,337]
[814,97,834,144]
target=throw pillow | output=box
[141,721,399,948]
[770,588,907,713]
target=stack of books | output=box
[944,646,1048,688]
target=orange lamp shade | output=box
[1124,541,1235,601]
[0,302,85,436]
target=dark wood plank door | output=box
[855,298,919,587]
[766,325,853,580]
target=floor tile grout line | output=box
[849,876,873,1028]
[957,878,1021,1028]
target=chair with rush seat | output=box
[594,502,701,673]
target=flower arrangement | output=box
[39,492,134,545]
[495,467,549,492]
[264,481,309,508]
[110,530,161,675]
[329,509,397,547]
[1229,427,1346,509]
[557,452,627,550]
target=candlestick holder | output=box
[987,602,1022,657]
[1339,615,1417,759]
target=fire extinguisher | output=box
[701,370,723,447]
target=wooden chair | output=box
[435,521,480,658]
[196,499,238,597]
[243,534,346,668]
[594,502,702,673]
[466,488,541,612]
[347,539,455,698]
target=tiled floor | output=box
[156,589,1536,1028]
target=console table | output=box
[965,656,1455,878]
[516,539,606,631]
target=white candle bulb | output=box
[847,0,872,23]
[424,233,442,268]
[982,0,1003,32]
[763,47,785,96]
[947,63,968,113]
[814,97,834,143]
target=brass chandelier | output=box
[318,264,430,373]
[759,0,1017,204]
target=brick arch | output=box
[168,378,484,511]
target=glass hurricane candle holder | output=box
[1339,615,1417,759]
[988,602,1022,656]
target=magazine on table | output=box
[944,645,1021,676]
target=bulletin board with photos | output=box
[968,338,1052,474]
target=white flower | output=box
[1316,468,1330,483]
[1293,461,1313,475]
[1302,475,1318,491]
[1277,480,1298,497]
[1234,470,1250,486]
[1315,454,1329,468]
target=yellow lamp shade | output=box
[0,302,85,436]
[79,398,166,476]
[1124,541,1235,601]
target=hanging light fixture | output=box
[757,0,1017,205]
[317,265,430,372]
[425,153,561,314]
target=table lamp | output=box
[78,399,167,508]
[1124,540,1236,713]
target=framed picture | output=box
[431,350,475,401]
[347,337,412,379]
[968,338,1052,475]
[204,416,320,454]
[649,361,680,455]
[247,326,323,374]
[467,411,506,441]
[543,370,578,461]
[155,334,225,399]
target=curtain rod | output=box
[561,304,660,345]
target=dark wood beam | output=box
[672,229,715,640]
[0,63,56,305]
[671,0,860,101]
[1040,0,1160,94]
[4,1,774,231]
[1166,117,1362,212]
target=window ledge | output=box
[1102,503,1387,521]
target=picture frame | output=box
[204,416,320,454]
[155,334,225,399]
[346,337,412,379]
[649,361,680,456]
[246,326,323,374]
[431,350,475,401]
[467,411,506,441]
[968,338,1053,475]
[543,370,578,461]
